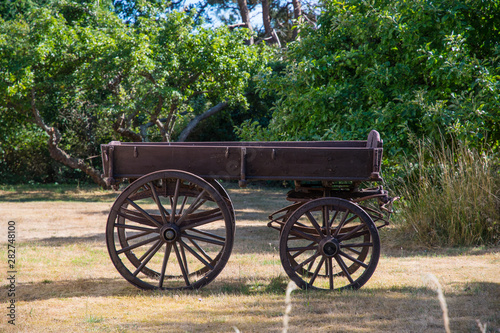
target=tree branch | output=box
[30,89,108,188]
[107,72,124,95]
[113,113,143,142]
[228,22,249,29]
[177,101,228,142]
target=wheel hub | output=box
[160,224,180,242]
[319,238,340,257]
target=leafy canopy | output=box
[240,0,500,159]
[0,1,269,183]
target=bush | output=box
[394,139,500,246]
[241,0,500,162]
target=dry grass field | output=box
[0,183,499,332]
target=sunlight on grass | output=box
[0,183,499,332]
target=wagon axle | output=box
[319,238,340,257]
[160,225,180,242]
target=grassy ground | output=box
[0,183,499,332]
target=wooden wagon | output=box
[101,130,395,291]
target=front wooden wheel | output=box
[279,197,380,291]
[106,170,234,290]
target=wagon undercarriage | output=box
[101,130,395,291]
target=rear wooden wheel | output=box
[107,170,234,290]
[279,197,380,291]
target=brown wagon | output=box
[101,130,395,291]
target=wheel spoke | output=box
[179,239,214,270]
[305,211,324,239]
[332,210,349,236]
[341,242,373,249]
[116,208,157,227]
[125,198,163,228]
[342,246,362,255]
[322,206,329,233]
[288,243,317,256]
[333,210,359,237]
[326,209,339,237]
[327,257,335,289]
[133,240,164,276]
[183,232,225,247]
[309,256,325,285]
[293,251,320,272]
[117,235,161,254]
[176,190,207,226]
[159,243,172,289]
[149,182,169,224]
[174,243,190,286]
[171,179,181,218]
[180,242,189,275]
[186,238,214,264]
[338,228,371,241]
[126,230,156,242]
[115,223,157,233]
[189,199,208,216]
[178,196,188,215]
[338,223,366,241]
[339,250,368,268]
[335,254,355,284]
[187,228,225,241]
[180,209,224,231]
[289,226,321,243]
[138,239,162,261]
[306,253,317,273]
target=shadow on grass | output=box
[0,191,118,203]
[18,278,137,301]
[16,277,500,332]
[20,234,107,246]
[381,243,500,258]
[16,276,291,303]
[0,184,119,202]
[18,265,500,300]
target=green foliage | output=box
[241,0,500,160]
[0,1,269,183]
[394,139,500,246]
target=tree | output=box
[0,1,269,186]
[240,0,500,158]
[111,0,318,46]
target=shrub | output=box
[394,139,500,246]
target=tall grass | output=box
[395,139,500,246]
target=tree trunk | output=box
[237,0,254,44]
[31,90,108,188]
[291,0,302,40]
[262,0,272,36]
[262,0,280,45]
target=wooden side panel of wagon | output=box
[101,141,383,185]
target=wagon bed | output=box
[101,134,383,186]
[101,130,395,291]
